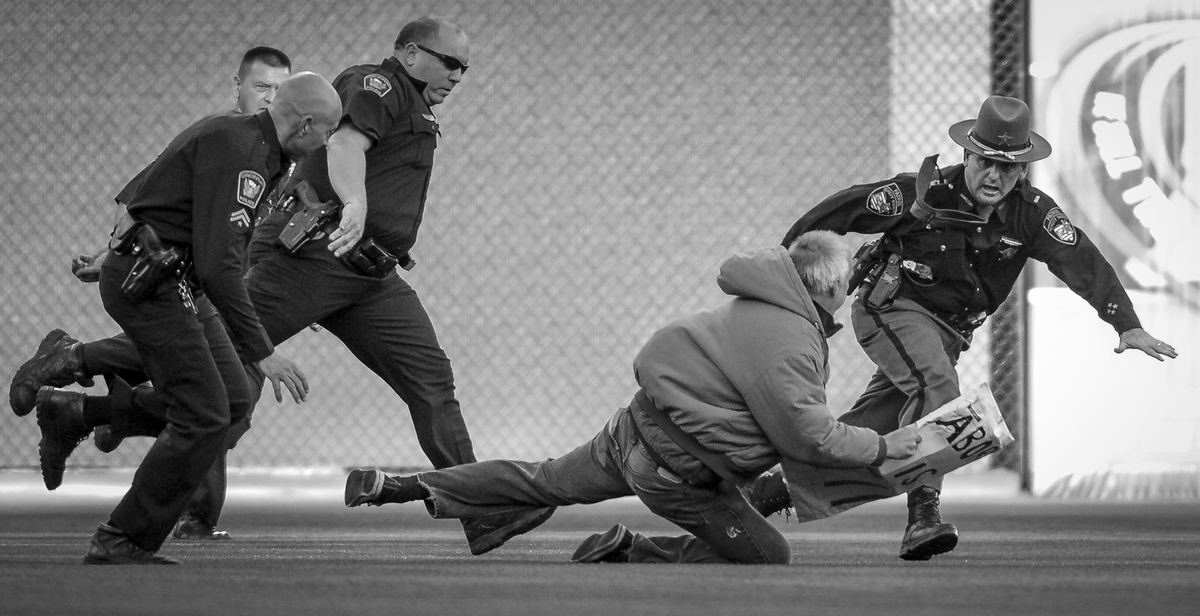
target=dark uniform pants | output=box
[79,295,255,528]
[415,405,791,564]
[247,247,475,469]
[839,296,969,492]
[98,253,250,551]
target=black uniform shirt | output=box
[782,164,1142,333]
[116,110,284,362]
[280,56,439,259]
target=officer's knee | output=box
[225,417,251,450]
[229,400,252,426]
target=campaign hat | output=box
[948,95,1051,163]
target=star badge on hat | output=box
[948,96,1052,163]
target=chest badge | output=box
[237,170,265,209]
[1043,207,1078,245]
[998,236,1023,259]
[866,182,904,216]
[364,73,392,97]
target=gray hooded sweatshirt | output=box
[631,246,885,487]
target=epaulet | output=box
[1017,180,1055,209]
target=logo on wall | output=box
[1047,20,1200,295]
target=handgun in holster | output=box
[343,238,400,278]
[112,223,186,303]
[276,181,341,255]
[862,253,902,310]
[846,239,888,295]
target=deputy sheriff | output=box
[34,72,341,565]
[244,16,554,554]
[779,95,1178,561]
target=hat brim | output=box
[948,119,1052,163]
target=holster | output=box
[111,223,187,303]
[276,181,340,255]
[846,239,887,296]
[862,253,902,310]
[342,238,400,278]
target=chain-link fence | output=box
[0,0,1017,472]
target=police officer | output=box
[9,47,308,542]
[33,72,341,565]
[779,95,1178,561]
[244,16,553,555]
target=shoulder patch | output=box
[1042,207,1077,245]
[364,73,392,97]
[237,170,266,209]
[866,183,904,216]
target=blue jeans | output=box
[418,405,791,564]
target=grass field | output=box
[1,469,1198,616]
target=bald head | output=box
[270,71,343,159]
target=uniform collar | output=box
[255,109,286,171]
[384,56,429,92]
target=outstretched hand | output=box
[257,353,310,403]
[1115,328,1178,361]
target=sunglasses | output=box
[414,43,469,74]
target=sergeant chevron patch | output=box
[229,209,252,230]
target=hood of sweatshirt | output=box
[716,246,822,331]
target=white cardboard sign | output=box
[785,382,1015,522]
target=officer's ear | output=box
[397,42,419,67]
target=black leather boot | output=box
[743,470,792,518]
[9,329,92,417]
[35,387,91,490]
[899,485,959,561]
[83,523,180,565]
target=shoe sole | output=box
[344,468,384,507]
[83,554,181,565]
[9,330,69,417]
[173,531,232,541]
[899,529,959,561]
